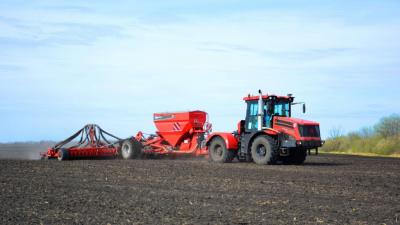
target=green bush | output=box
[322,115,400,155]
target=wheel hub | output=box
[215,146,223,157]
[257,145,267,157]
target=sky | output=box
[0,0,399,142]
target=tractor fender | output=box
[253,128,280,142]
[206,132,239,150]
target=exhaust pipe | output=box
[258,89,264,131]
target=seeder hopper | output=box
[121,111,212,159]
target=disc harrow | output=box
[42,124,122,160]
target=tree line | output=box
[322,114,400,155]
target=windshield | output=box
[246,99,291,130]
[273,101,290,117]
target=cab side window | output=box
[246,102,258,130]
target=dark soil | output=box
[0,154,399,225]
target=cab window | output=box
[274,102,290,117]
[246,102,258,130]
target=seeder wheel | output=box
[57,148,69,161]
[121,139,143,159]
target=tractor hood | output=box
[274,116,322,140]
[275,116,319,126]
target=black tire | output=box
[282,148,307,165]
[292,148,307,165]
[121,139,143,159]
[250,135,279,165]
[208,137,235,163]
[57,148,69,161]
[281,155,292,165]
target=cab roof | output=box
[243,94,294,101]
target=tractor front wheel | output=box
[292,148,307,165]
[121,139,143,159]
[251,135,279,165]
[282,148,307,165]
[209,137,235,163]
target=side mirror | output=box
[303,104,306,114]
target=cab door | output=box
[245,101,258,131]
[245,100,272,132]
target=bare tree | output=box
[359,126,375,138]
[329,126,344,139]
[375,114,400,138]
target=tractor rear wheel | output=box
[251,135,278,165]
[57,148,69,161]
[121,139,143,159]
[209,137,235,163]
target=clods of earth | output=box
[0,154,399,224]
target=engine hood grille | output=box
[299,125,320,137]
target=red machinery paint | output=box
[133,111,211,156]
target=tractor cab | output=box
[243,94,294,131]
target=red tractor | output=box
[206,90,324,165]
